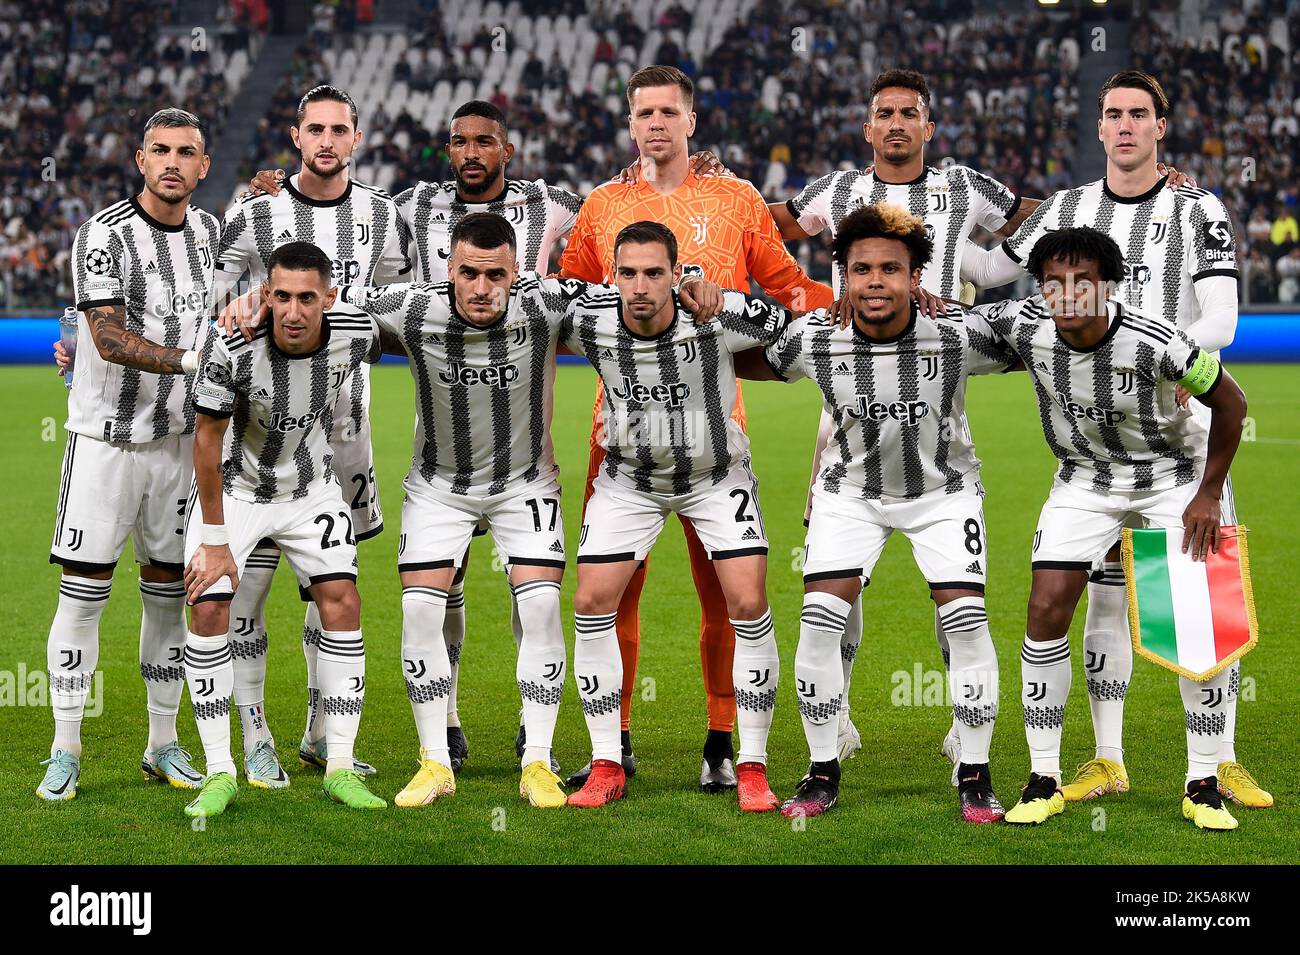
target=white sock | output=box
[185,631,236,778]
[513,579,565,767]
[317,628,365,774]
[47,576,110,757]
[1084,562,1130,765]
[732,609,779,765]
[1021,635,1071,779]
[940,596,998,766]
[1182,667,1233,784]
[1220,662,1240,764]
[301,600,325,744]
[838,594,862,724]
[796,593,850,763]
[231,546,278,754]
[936,605,959,738]
[402,586,452,766]
[444,582,465,729]
[138,579,187,752]
[573,611,622,763]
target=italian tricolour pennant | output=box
[1121,525,1258,682]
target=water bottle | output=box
[59,306,78,390]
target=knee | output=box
[190,600,228,636]
[573,589,610,618]
[1026,594,1073,640]
[729,596,768,624]
[318,589,361,629]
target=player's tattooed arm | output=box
[994,197,1042,239]
[85,304,190,375]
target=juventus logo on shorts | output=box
[1085,650,1107,673]
[65,528,84,552]
[677,339,697,363]
[59,649,82,670]
[579,674,599,695]
[1033,530,1042,553]
[1115,369,1136,395]
[1201,687,1224,708]
[404,659,426,679]
[921,355,940,381]
[748,668,771,687]
[1026,682,1047,702]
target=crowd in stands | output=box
[0,0,261,308]
[1132,0,1300,303]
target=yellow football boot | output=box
[1061,757,1130,802]
[1217,762,1273,808]
[519,760,567,808]
[394,751,455,808]
[1184,777,1239,830]
[1004,773,1065,825]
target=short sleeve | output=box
[963,167,1019,233]
[546,185,584,241]
[716,290,788,352]
[762,312,816,383]
[73,217,124,310]
[960,305,1017,375]
[193,333,237,418]
[1186,192,1239,281]
[785,172,835,236]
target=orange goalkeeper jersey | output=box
[558,170,832,313]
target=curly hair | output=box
[832,202,933,272]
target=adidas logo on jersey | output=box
[277,229,294,241]
[548,540,564,554]
[741,527,760,541]
[142,259,158,274]
[432,213,446,222]
[601,348,615,360]
[834,361,852,375]
[250,387,270,402]
[965,560,983,575]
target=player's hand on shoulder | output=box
[1158,162,1196,190]
[679,276,724,322]
[185,544,239,605]
[689,150,732,178]
[912,284,945,319]
[218,287,267,341]
[829,294,852,330]
[1175,383,1192,409]
[243,168,285,199]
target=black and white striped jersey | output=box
[972,296,1213,493]
[339,273,580,496]
[786,164,1019,298]
[393,178,583,281]
[192,308,379,504]
[764,303,1016,501]
[213,174,411,444]
[561,289,788,496]
[70,196,219,444]
[1000,177,1238,331]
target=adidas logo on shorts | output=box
[548,540,564,553]
[741,527,759,541]
[965,560,983,574]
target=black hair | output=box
[1026,227,1127,285]
[267,241,333,284]
[614,221,678,267]
[296,85,359,129]
[449,212,518,253]
[451,99,507,131]
[831,203,933,272]
[143,107,206,147]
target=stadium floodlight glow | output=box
[1036,0,1060,6]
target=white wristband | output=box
[181,350,199,375]
[201,523,229,546]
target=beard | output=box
[455,164,502,197]
[146,177,190,204]
[305,153,349,179]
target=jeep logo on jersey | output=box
[259,409,320,432]
[845,397,931,426]
[1124,262,1151,286]
[609,375,691,406]
[152,286,210,318]
[1055,391,1126,426]
[332,258,362,284]
[438,360,520,389]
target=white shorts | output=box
[578,460,768,563]
[1032,478,1203,572]
[50,431,193,572]
[329,409,383,541]
[398,474,566,573]
[803,486,989,591]
[183,479,359,603]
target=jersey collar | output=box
[852,301,917,344]
[130,195,186,233]
[869,165,931,186]
[1102,174,1167,205]
[1052,298,1125,353]
[285,174,353,207]
[269,315,332,359]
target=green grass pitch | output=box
[0,362,1295,864]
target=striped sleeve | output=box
[762,313,812,382]
[73,216,124,310]
[785,172,835,236]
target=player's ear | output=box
[503,139,515,165]
[324,286,338,309]
[686,110,696,138]
[198,153,211,180]
[1154,116,1166,142]
[352,128,362,150]
[673,263,682,284]
[135,148,146,176]
[289,125,301,149]
[923,118,935,142]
